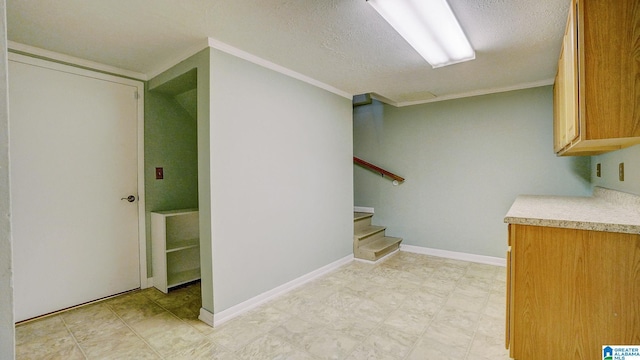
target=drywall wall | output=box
[145,85,199,276]
[209,48,353,312]
[148,49,213,314]
[0,0,15,357]
[591,145,640,196]
[354,86,592,258]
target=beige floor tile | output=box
[383,308,431,337]
[130,312,205,357]
[167,337,238,360]
[152,286,201,310]
[432,305,482,330]
[107,296,166,324]
[269,293,317,316]
[207,310,282,352]
[68,316,129,344]
[476,313,505,338]
[350,297,394,324]
[324,290,364,313]
[421,277,458,297]
[483,293,507,318]
[444,292,488,313]
[295,327,360,360]
[454,279,493,298]
[13,252,509,360]
[401,291,447,312]
[236,333,315,360]
[78,326,160,360]
[269,316,322,345]
[296,301,348,326]
[407,336,468,360]
[346,344,404,360]
[16,331,85,360]
[362,285,408,308]
[423,321,475,349]
[362,325,420,359]
[61,303,117,327]
[15,315,67,346]
[324,314,379,341]
[466,333,511,360]
[293,278,343,300]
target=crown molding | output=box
[8,41,147,81]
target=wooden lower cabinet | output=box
[506,224,640,359]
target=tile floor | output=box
[15,251,511,359]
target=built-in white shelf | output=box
[151,209,200,293]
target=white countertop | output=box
[504,187,640,234]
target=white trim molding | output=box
[373,78,555,107]
[212,254,353,326]
[198,308,214,327]
[353,206,374,214]
[207,38,352,100]
[8,41,147,80]
[400,244,506,267]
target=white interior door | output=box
[9,56,143,322]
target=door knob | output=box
[121,195,136,203]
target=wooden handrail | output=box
[353,157,405,183]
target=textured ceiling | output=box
[6,0,569,105]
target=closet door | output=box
[9,55,142,321]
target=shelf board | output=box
[167,268,201,289]
[152,208,198,216]
[166,238,199,253]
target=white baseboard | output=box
[401,244,506,267]
[198,308,214,327]
[212,254,354,326]
[354,206,374,213]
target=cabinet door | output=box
[563,0,578,145]
[511,225,640,359]
[505,248,512,351]
[554,51,567,152]
[553,72,563,153]
[553,0,579,153]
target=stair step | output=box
[354,225,386,240]
[358,236,402,261]
[354,212,374,221]
[354,212,374,232]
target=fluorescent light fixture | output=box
[368,0,475,68]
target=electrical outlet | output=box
[619,163,624,181]
[596,163,601,177]
[156,167,164,180]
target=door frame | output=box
[8,52,149,289]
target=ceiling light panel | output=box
[368,0,475,68]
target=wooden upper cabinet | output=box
[553,0,640,156]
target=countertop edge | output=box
[504,187,640,235]
[504,216,640,235]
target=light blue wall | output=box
[592,145,640,196]
[145,82,199,276]
[354,86,592,258]
[209,48,353,312]
[148,49,213,314]
[0,0,15,357]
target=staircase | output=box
[353,212,402,261]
